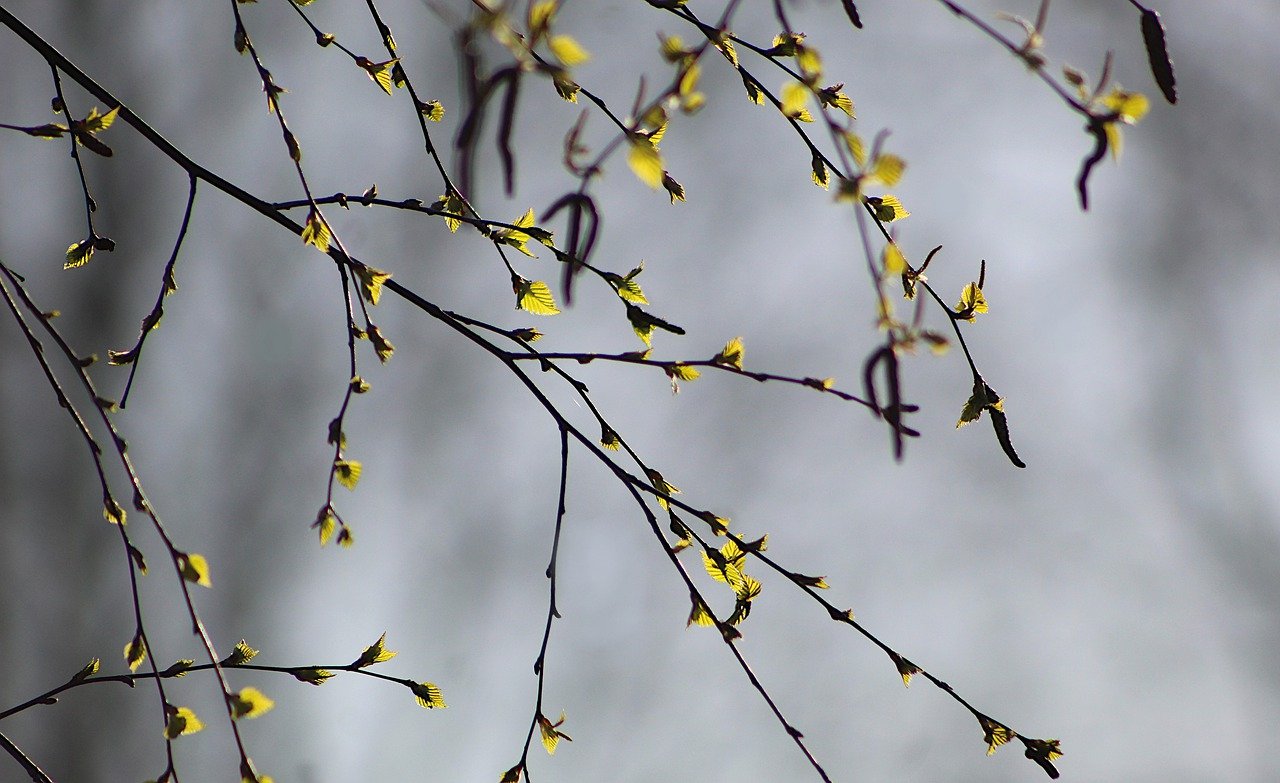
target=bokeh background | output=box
[2,1,1277,781]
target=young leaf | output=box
[713,336,744,369]
[334,459,362,490]
[353,632,397,667]
[229,687,275,719]
[549,35,589,67]
[357,266,392,306]
[177,552,212,588]
[65,239,94,269]
[411,681,447,709]
[70,658,101,684]
[293,668,335,685]
[223,639,260,666]
[537,711,572,754]
[124,632,146,672]
[301,208,331,253]
[367,324,395,363]
[357,57,399,95]
[164,706,204,738]
[627,139,664,189]
[515,278,561,315]
[955,282,988,321]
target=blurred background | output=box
[2,0,1277,781]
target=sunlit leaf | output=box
[368,324,395,363]
[515,278,561,315]
[411,681,447,709]
[882,243,907,277]
[334,459,362,490]
[549,35,589,67]
[178,552,212,588]
[627,139,664,189]
[866,194,910,222]
[223,639,259,666]
[870,154,906,187]
[164,706,204,739]
[229,687,275,720]
[293,668,335,685]
[713,336,744,369]
[65,239,94,269]
[889,651,921,687]
[353,632,397,667]
[420,99,445,122]
[357,266,392,306]
[70,658,101,684]
[124,633,146,672]
[301,208,331,253]
[979,715,1016,756]
[955,282,988,321]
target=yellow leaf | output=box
[293,668,335,685]
[882,243,907,277]
[627,139,664,189]
[334,459,362,490]
[411,681,447,709]
[668,363,700,381]
[360,58,399,95]
[844,132,867,168]
[224,639,259,666]
[780,81,808,118]
[124,633,146,672]
[537,711,571,755]
[678,63,701,97]
[230,687,275,720]
[436,192,464,233]
[316,510,336,546]
[65,239,94,269]
[516,279,561,315]
[301,208,331,253]
[103,497,126,526]
[178,552,212,588]
[549,35,589,67]
[870,154,906,187]
[687,597,715,627]
[1104,121,1124,162]
[368,324,395,363]
[82,106,120,133]
[713,336,744,369]
[529,0,557,37]
[1102,88,1150,124]
[353,632,397,667]
[600,427,621,451]
[866,194,910,222]
[980,717,1016,756]
[956,282,988,321]
[164,706,204,739]
[358,266,392,305]
[420,100,445,122]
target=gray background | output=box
[2,1,1277,781]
